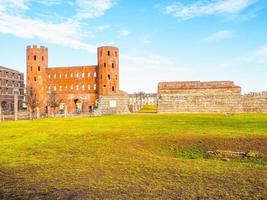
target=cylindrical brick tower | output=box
[27,45,48,114]
[97,46,119,96]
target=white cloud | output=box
[76,0,114,19]
[204,30,233,41]
[0,0,173,69]
[165,0,259,20]
[118,29,131,37]
[237,45,267,64]
[94,25,110,31]
[0,1,96,52]
[254,46,267,63]
[121,54,174,66]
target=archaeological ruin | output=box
[157,81,267,113]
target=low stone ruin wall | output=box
[157,92,267,114]
[242,92,267,113]
[157,94,243,113]
[94,94,130,115]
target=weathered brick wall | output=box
[242,92,267,113]
[95,94,130,115]
[158,94,243,113]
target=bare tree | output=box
[25,85,40,119]
[135,91,145,108]
[47,91,62,117]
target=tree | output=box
[25,85,40,119]
[47,91,62,117]
[135,91,146,107]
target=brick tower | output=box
[26,45,48,114]
[97,46,119,96]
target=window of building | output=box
[82,72,84,78]
[94,84,96,90]
[82,84,85,91]
[38,66,40,71]
[48,74,50,79]
[71,85,73,90]
[76,73,79,78]
[65,85,68,91]
[104,63,106,67]
[65,73,67,78]
[104,85,106,88]
[34,55,36,60]
[34,77,37,81]
[42,56,44,61]
[115,75,118,80]
[107,51,110,56]
[59,85,62,92]
[88,72,91,77]
[115,51,118,57]
[31,66,32,71]
[54,86,56,91]
[59,74,62,79]
[54,74,56,79]
[112,86,115,92]
[107,74,111,80]
[48,86,51,92]
[94,72,96,78]
[71,73,73,78]
[112,63,114,68]
[88,84,91,90]
[76,85,79,91]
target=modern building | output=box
[0,66,24,113]
[26,45,120,115]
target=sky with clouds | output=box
[0,0,267,93]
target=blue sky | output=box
[0,0,267,93]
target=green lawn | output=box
[0,114,267,199]
[139,104,157,113]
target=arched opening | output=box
[1,101,7,113]
[74,99,82,113]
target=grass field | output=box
[138,105,157,113]
[0,114,267,199]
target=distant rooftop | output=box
[0,66,23,74]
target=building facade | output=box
[157,81,267,113]
[27,45,119,115]
[0,66,24,113]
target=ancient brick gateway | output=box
[27,45,121,115]
[157,81,267,113]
